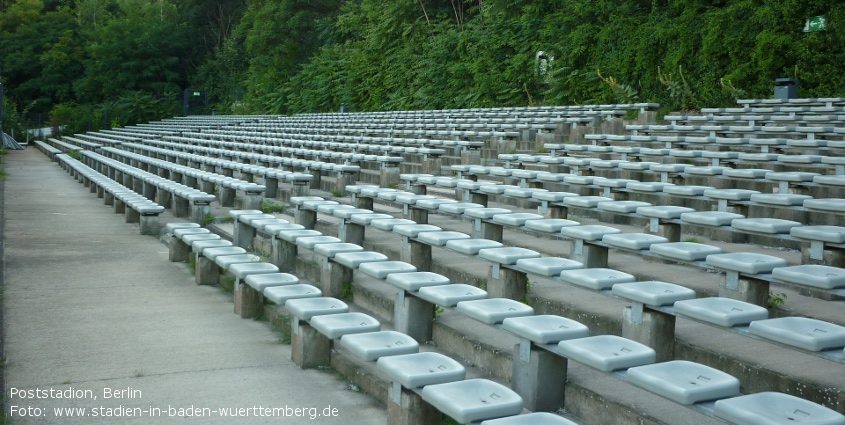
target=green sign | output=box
[804,16,827,32]
[193,91,201,96]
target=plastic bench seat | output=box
[181,233,220,245]
[263,284,322,305]
[310,312,381,339]
[772,264,845,289]
[478,247,541,265]
[705,252,789,274]
[749,317,845,351]
[731,218,801,234]
[680,211,745,227]
[722,169,769,179]
[636,206,696,219]
[244,273,299,291]
[416,231,471,246]
[421,379,524,424]
[417,284,488,307]
[392,224,442,238]
[316,203,354,215]
[377,352,466,388]
[559,268,635,290]
[750,193,812,206]
[602,233,668,250]
[350,213,394,225]
[202,246,247,261]
[278,229,322,243]
[533,191,579,202]
[627,182,672,192]
[265,223,304,235]
[504,188,547,198]
[557,335,656,372]
[332,251,388,269]
[445,239,504,255]
[312,243,364,258]
[673,297,768,327]
[686,167,727,176]
[790,226,845,244]
[464,207,513,219]
[480,412,579,425]
[815,175,845,187]
[456,298,534,324]
[340,331,419,361]
[703,189,761,201]
[626,360,740,405]
[227,262,279,279]
[173,227,210,239]
[166,222,201,233]
[502,315,589,344]
[597,201,652,213]
[612,281,696,306]
[804,198,845,213]
[524,219,580,233]
[191,240,232,254]
[296,236,342,249]
[371,218,417,231]
[358,261,417,279]
[560,225,621,241]
[386,272,450,291]
[714,392,845,425]
[491,213,544,226]
[415,198,458,209]
[563,196,613,208]
[438,202,485,214]
[663,185,714,196]
[516,257,582,276]
[649,242,722,262]
[285,297,349,320]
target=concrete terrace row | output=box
[31,99,842,423]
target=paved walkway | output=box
[2,148,387,424]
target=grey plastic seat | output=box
[264,223,304,235]
[705,252,789,274]
[663,185,714,196]
[532,191,578,202]
[563,196,613,208]
[371,218,417,231]
[340,330,419,361]
[673,297,768,327]
[626,360,740,405]
[377,352,466,388]
[214,253,260,269]
[790,225,845,243]
[278,229,322,243]
[649,242,722,261]
[464,207,513,219]
[772,264,845,289]
[386,272,450,291]
[490,213,544,226]
[478,247,541,265]
[749,317,845,351]
[612,281,696,306]
[296,235,342,249]
[445,239,504,255]
[804,198,845,213]
[263,284,322,305]
[597,200,651,213]
[557,335,656,372]
[420,379,524,424]
[416,231,471,246]
[456,298,534,325]
[417,284,488,307]
[602,233,668,250]
[560,225,621,241]
[559,268,635,290]
[166,222,201,233]
[332,251,388,269]
[392,224,442,237]
[227,262,279,280]
[480,412,579,425]
[173,227,210,239]
[515,257,582,276]
[414,198,458,209]
[680,211,745,227]
[313,243,364,257]
[636,205,695,219]
[310,312,381,339]
[333,208,376,219]
[731,218,802,234]
[703,188,761,200]
[714,392,845,425]
[245,273,299,292]
[750,193,812,206]
[524,219,580,233]
[181,233,220,245]
[349,213,394,225]
[502,315,589,344]
[191,239,233,254]
[285,297,349,320]
[438,202,485,214]
[358,261,417,279]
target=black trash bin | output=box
[774,78,799,101]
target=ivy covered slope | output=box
[212,0,845,115]
[2,0,844,129]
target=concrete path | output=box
[2,148,387,424]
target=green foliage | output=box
[66,150,81,160]
[330,189,343,198]
[201,213,216,227]
[340,281,354,302]
[260,199,285,214]
[768,291,788,309]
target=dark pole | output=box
[0,66,5,145]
